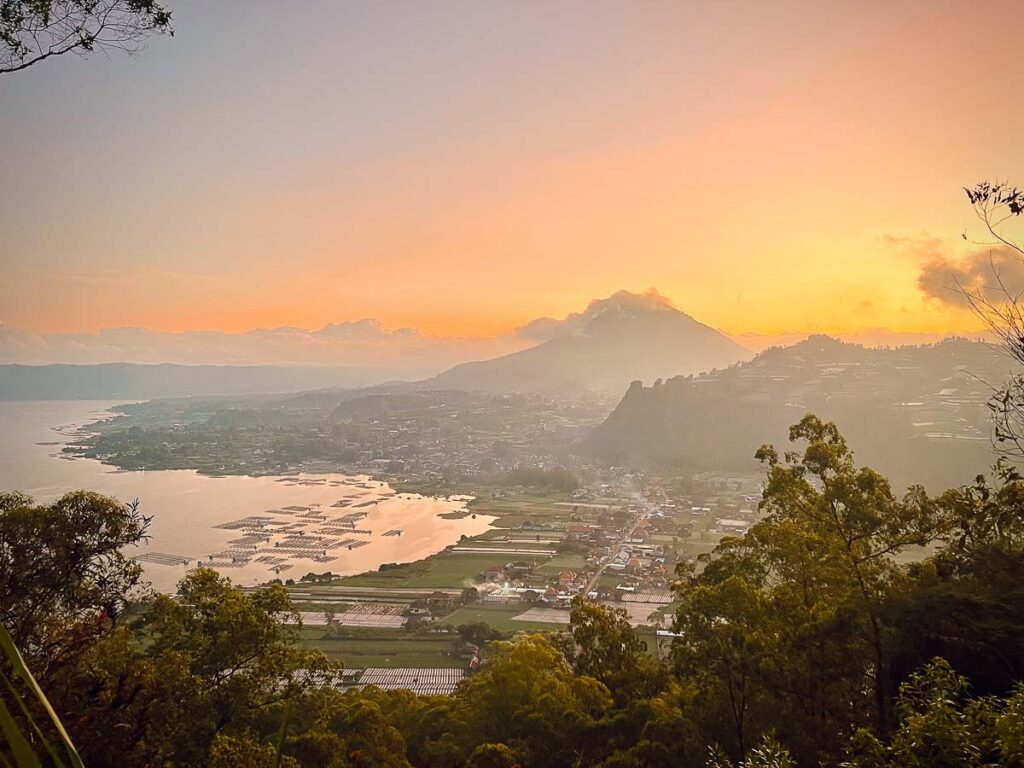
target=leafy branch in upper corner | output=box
[0,0,172,75]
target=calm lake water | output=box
[0,401,494,592]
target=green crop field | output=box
[441,603,558,634]
[534,552,587,575]
[337,552,502,588]
[301,630,465,668]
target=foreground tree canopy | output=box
[0,0,172,75]
[4,410,1024,767]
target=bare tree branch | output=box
[0,0,172,75]
[961,181,1024,461]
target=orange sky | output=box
[1,0,1022,339]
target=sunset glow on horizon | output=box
[2,0,1022,344]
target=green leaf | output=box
[0,693,42,768]
[0,622,83,768]
[1,670,65,767]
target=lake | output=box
[0,400,494,592]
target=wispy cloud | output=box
[514,289,676,342]
[884,235,1024,308]
[917,246,1024,308]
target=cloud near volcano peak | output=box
[916,245,1024,307]
[515,289,676,342]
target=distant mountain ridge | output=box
[0,363,417,400]
[0,291,749,399]
[430,290,751,393]
[584,335,1012,490]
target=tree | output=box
[754,417,941,733]
[888,463,1024,696]
[1,0,172,75]
[51,567,328,766]
[465,742,518,768]
[674,417,944,760]
[322,695,411,768]
[0,491,150,685]
[132,568,326,764]
[452,635,612,767]
[673,572,769,760]
[584,679,704,768]
[706,735,796,768]
[456,621,504,647]
[209,733,299,768]
[846,658,1024,767]
[567,596,665,703]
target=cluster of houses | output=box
[473,509,677,609]
[330,389,618,487]
[476,566,593,609]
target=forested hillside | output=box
[586,336,1005,490]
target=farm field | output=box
[336,552,502,589]
[300,630,465,668]
[534,553,587,576]
[441,603,558,633]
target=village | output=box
[264,469,764,695]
